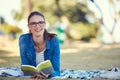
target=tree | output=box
[90,0,120,44]
[0,16,5,24]
[13,0,32,21]
[23,0,32,18]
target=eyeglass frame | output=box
[28,21,46,27]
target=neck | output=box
[33,35,44,45]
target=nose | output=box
[36,23,41,28]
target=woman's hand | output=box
[32,72,49,79]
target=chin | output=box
[35,33,43,36]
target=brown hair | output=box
[28,11,56,40]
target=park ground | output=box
[0,36,120,80]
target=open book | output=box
[21,60,54,76]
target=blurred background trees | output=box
[0,0,120,44]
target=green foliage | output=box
[17,0,90,24]
[69,22,99,41]
[13,11,24,21]
[62,2,89,23]
[0,23,22,34]
[13,0,100,40]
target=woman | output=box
[19,11,60,79]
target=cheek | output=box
[29,26,34,32]
[41,27,45,31]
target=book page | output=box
[21,60,54,76]
[40,66,54,75]
[36,60,52,72]
[37,60,54,75]
[22,65,37,73]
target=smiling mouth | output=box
[35,29,42,32]
[35,30,40,32]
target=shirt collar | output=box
[29,34,51,49]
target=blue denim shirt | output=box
[19,33,60,77]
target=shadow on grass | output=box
[0,50,11,54]
[0,56,21,67]
[61,48,120,70]
[0,49,21,67]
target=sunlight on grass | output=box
[61,48,80,54]
[0,37,120,70]
[61,47,120,70]
[0,59,7,63]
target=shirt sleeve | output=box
[19,35,31,65]
[51,36,60,77]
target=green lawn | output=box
[0,40,120,71]
[61,48,120,70]
[0,40,120,80]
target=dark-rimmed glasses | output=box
[28,21,45,27]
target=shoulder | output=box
[50,36,60,46]
[51,36,59,42]
[19,33,32,40]
[19,33,33,48]
[46,36,60,45]
[19,33,33,44]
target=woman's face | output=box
[28,15,46,37]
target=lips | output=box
[35,29,41,32]
[35,28,43,32]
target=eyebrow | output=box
[29,21,45,23]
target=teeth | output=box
[35,29,41,32]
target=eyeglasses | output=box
[28,21,45,27]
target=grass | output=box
[0,38,120,71]
[0,37,120,80]
[61,48,120,70]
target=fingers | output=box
[40,71,49,78]
[32,73,47,79]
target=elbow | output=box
[51,71,60,77]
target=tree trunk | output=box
[23,0,32,18]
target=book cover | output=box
[21,60,54,76]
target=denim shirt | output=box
[19,33,60,77]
